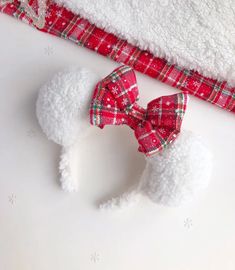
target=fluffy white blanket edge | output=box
[54,0,235,86]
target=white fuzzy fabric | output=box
[141,130,213,206]
[100,189,141,211]
[101,130,213,208]
[59,145,79,192]
[55,0,235,85]
[36,67,98,147]
[36,67,99,191]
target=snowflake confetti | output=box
[8,194,16,205]
[44,45,54,56]
[90,252,100,263]
[184,218,193,229]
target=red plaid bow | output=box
[90,65,188,156]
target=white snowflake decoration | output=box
[152,106,159,112]
[56,10,62,17]
[44,46,54,56]
[90,252,100,263]
[184,218,193,229]
[193,80,201,88]
[8,194,16,205]
[112,86,119,94]
[122,98,129,106]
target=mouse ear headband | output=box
[37,65,212,208]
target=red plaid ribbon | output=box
[90,65,188,156]
[1,0,235,114]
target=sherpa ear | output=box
[141,130,213,206]
[100,130,213,209]
[36,67,99,192]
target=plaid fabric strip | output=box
[90,65,188,156]
[1,0,235,114]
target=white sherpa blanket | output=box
[55,0,235,85]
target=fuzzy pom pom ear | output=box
[36,67,99,191]
[99,130,212,209]
[141,130,213,206]
[36,67,99,147]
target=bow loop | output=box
[106,65,139,111]
[146,92,188,130]
[90,65,189,156]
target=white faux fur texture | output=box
[54,0,235,85]
[100,131,213,209]
[141,130,212,206]
[36,67,99,191]
[36,67,98,147]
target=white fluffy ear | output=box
[36,67,99,191]
[140,130,213,206]
[99,130,212,210]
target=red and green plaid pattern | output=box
[90,65,188,156]
[1,0,235,114]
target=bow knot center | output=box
[125,102,147,127]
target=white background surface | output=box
[0,13,235,270]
